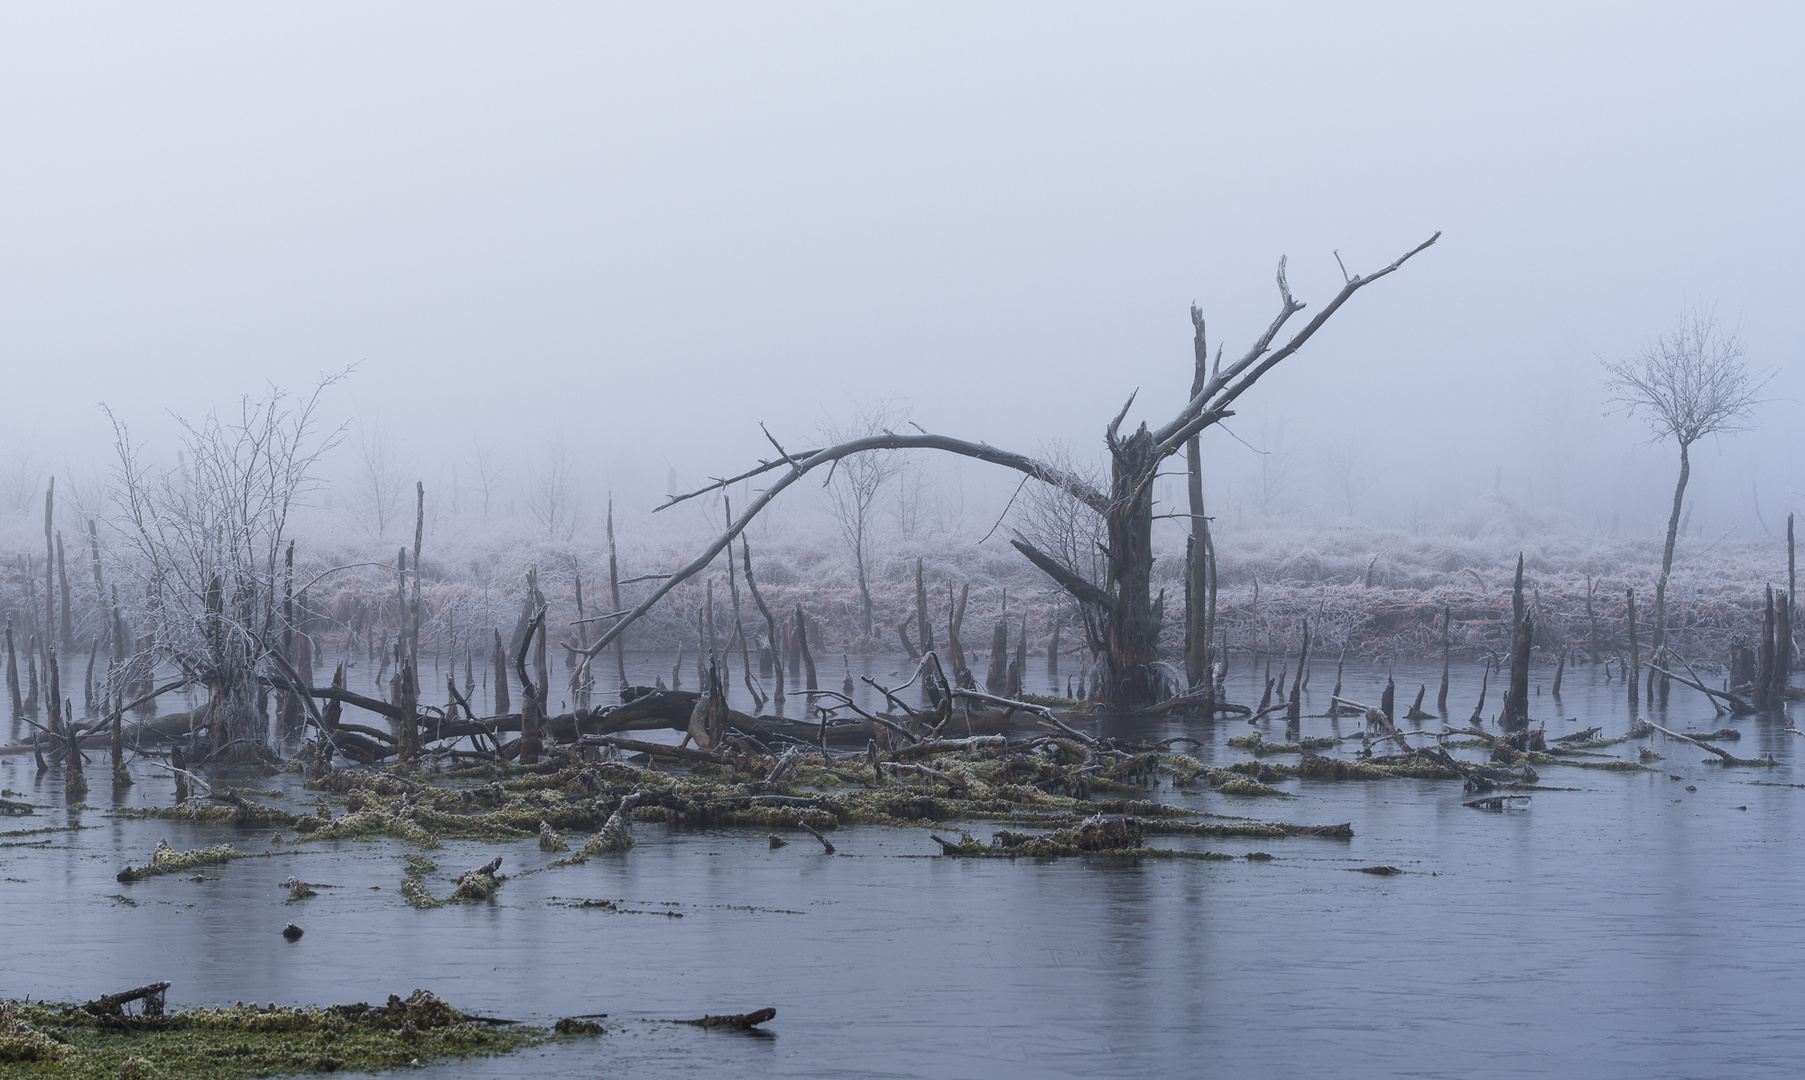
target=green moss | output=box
[554,1017,605,1035]
[400,854,441,909]
[0,990,548,1078]
[1212,778,1291,797]
[1226,732,1340,755]
[1526,752,1651,772]
[399,877,441,909]
[117,841,244,883]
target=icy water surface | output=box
[2,654,1803,1079]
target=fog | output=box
[0,3,1800,542]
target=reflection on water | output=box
[2,655,1802,1079]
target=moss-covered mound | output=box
[0,989,548,1079]
[116,841,244,883]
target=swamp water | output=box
[2,654,1802,1079]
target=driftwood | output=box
[84,981,170,1018]
[672,1007,776,1030]
[588,735,725,765]
[797,821,835,854]
[1646,663,1755,715]
[1644,720,1775,766]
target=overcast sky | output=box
[1,3,1799,539]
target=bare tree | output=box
[1605,306,1770,658]
[822,398,906,639]
[526,439,580,541]
[576,234,1438,711]
[1245,418,1300,521]
[1320,442,1376,520]
[105,378,344,761]
[0,442,43,519]
[349,419,406,537]
[469,441,505,521]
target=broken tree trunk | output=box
[947,583,970,687]
[492,629,510,715]
[915,558,934,656]
[1756,586,1776,708]
[794,607,817,692]
[986,619,1008,695]
[1437,604,1450,711]
[1627,588,1640,714]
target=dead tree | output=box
[1626,589,1640,714]
[722,497,765,711]
[915,558,934,656]
[986,619,1008,694]
[105,379,343,761]
[946,583,971,687]
[515,601,547,764]
[1436,604,1451,711]
[1183,305,1218,706]
[574,235,1438,712]
[742,535,783,703]
[823,400,904,639]
[606,497,628,690]
[1499,555,1532,732]
[1604,308,1768,682]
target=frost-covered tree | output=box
[1604,307,1769,656]
[349,419,406,537]
[526,440,580,541]
[821,398,906,639]
[105,378,343,761]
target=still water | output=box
[2,653,1801,1079]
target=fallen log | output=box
[1644,720,1775,766]
[1646,664,1756,715]
[83,981,170,1018]
[671,1007,776,1030]
[586,735,725,765]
